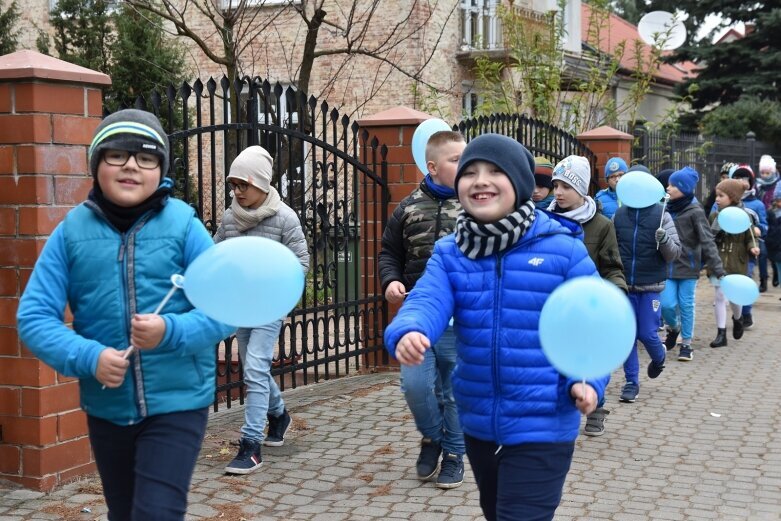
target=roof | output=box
[580,3,696,85]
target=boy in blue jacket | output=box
[385,134,606,521]
[595,156,627,219]
[17,109,235,521]
[613,174,681,403]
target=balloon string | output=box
[102,282,180,390]
[581,379,586,401]
[657,194,670,251]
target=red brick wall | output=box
[0,51,109,491]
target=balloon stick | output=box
[749,226,758,250]
[102,275,183,389]
[657,194,670,250]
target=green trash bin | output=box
[326,225,361,301]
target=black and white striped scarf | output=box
[454,200,536,259]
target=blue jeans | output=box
[88,408,208,521]
[236,319,285,442]
[623,291,666,384]
[399,327,464,455]
[660,278,698,342]
[465,434,574,521]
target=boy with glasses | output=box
[596,156,627,219]
[215,146,310,475]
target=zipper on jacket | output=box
[492,253,504,444]
[630,209,639,286]
[435,199,444,239]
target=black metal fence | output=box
[617,124,781,199]
[456,114,600,194]
[121,76,389,410]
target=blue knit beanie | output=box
[669,167,699,196]
[455,134,535,209]
[604,157,628,178]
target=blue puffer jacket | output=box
[384,212,607,446]
[17,198,235,425]
[595,188,619,219]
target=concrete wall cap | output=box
[0,50,111,85]
[357,106,439,127]
[577,126,633,140]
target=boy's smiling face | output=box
[457,160,516,223]
[97,150,161,208]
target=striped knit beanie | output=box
[88,109,170,181]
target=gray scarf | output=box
[454,200,536,259]
[547,196,597,224]
[231,186,281,231]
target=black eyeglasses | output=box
[228,180,251,193]
[103,149,161,170]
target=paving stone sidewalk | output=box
[1,282,780,520]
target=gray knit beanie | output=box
[88,109,170,180]
[228,146,274,193]
[455,134,535,209]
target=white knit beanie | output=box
[228,146,273,192]
[759,155,776,173]
[552,155,591,197]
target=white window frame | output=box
[222,0,300,9]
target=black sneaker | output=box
[741,314,753,330]
[265,409,292,447]
[647,356,665,379]
[584,407,610,436]
[224,438,262,475]
[678,344,693,361]
[416,438,441,480]
[733,317,745,339]
[664,328,680,351]
[619,382,639,403]
[435,452,464,489]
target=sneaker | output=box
[435,452,464,489]
[678,344,693,361]
[664,328,680,351]
[647,357,665,379]
[741,314,753,330]
[584,407,610,436]
[619,382,639,403]
[224,438,262,475]
[733,317,745,339]
[264,409,292,447]
[416,438,442,480]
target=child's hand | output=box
[385,281,407,304]
[395,332,430,365]
[131,314,166,349]
[750,246,760,257]
[654,228,668,244]
[570,383,598,415]
[96,348,130,388]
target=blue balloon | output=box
[717,206,751,234]
[411,118,452,177]
[615,171,665,208]
[539,277,636,380]
[182,237,305,327]
[720,274,759,306]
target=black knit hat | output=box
[455,134,535,209]
[88,109,170,181]
[656,168,675,189]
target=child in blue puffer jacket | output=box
[384,134,607,521]
[17,109,235,521]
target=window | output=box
[222,0,299,8]
[462,83,482,117]
[460,0,500,50]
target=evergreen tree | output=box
[50,0,114,73]
[0,0,20,55]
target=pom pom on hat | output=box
[552,155,591,197]
[669,167,699,196]
[456,134,535,209]
[533,156,554,190]
[604,157,627,178]
[228,146,274,193]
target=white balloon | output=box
[638,11,686,51]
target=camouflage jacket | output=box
[378,181,461,292]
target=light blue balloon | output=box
[717,206,751,234]
[183,237,305,327]
[539,277,636,380]
[720,274,759,306]
[615,171,665,208]
[411,118,452,177]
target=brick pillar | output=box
[577,126,633,190]
[357,106,438,368]
[0,50,110,491]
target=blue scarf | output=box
[424,174,456,199]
